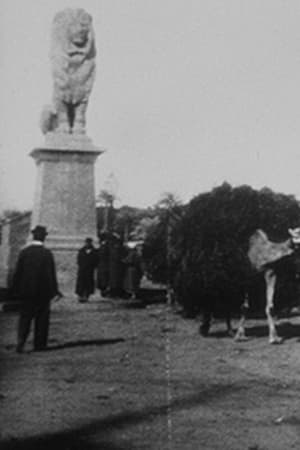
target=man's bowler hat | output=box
[31,225,48,237]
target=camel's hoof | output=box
[234,335,249,342]
[269,337,283,345]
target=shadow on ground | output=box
[46,338,125,351]
[206,328,235,338]
[244,321,300,341]
[0,383,241,450]
[208,321,300,341]
[1,338,125,354]
[0,437,128,450]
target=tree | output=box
[97,189,117,233]
[142,193,183,286]
[143,183,300,317]
[97,173,119,233]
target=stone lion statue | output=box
[41,8,96,135]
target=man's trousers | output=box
[17,301,50,351]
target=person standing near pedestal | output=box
[123,243,144,300]
[97,232,110,297]
[107,233,125,298]
[12,225,61,353]
[75,238,98,303]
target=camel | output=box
[235,227,300,344]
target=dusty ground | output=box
[1,295,300,450]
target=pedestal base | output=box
[30,133,103,292]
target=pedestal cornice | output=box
[30,132,105,155]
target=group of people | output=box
[75,232,144,303]
[11,225,144,353]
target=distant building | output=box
[0,212,31,287]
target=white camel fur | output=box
[235,227,300,344]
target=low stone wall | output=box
[0,213,31,288]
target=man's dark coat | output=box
[12,243,59,350]
[75,246,97,297]
[13,244,58,305]
[97,241,109,292]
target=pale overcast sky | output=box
[1,0,300,213]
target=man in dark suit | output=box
[12,225,61,353]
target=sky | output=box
[1,0,300,213]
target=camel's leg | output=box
[234,295,249,341]
[225,310,235,337]
[265,269,282,344]
[199,310,211,337]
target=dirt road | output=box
[1,296,300,449]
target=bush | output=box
[144,183,300,316]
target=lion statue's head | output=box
[51,8,96,104]
[51,8,96,61]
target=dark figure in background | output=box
[107,233,125,298]
[97,233,110,297]
[12,225,61,353]
[76,237,97,303]
[123,244,144,300]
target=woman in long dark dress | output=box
[76,238,98,303]
[97,233,110,297]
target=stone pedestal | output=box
[30,132,103,293]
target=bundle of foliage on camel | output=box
[143,184,300,343]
